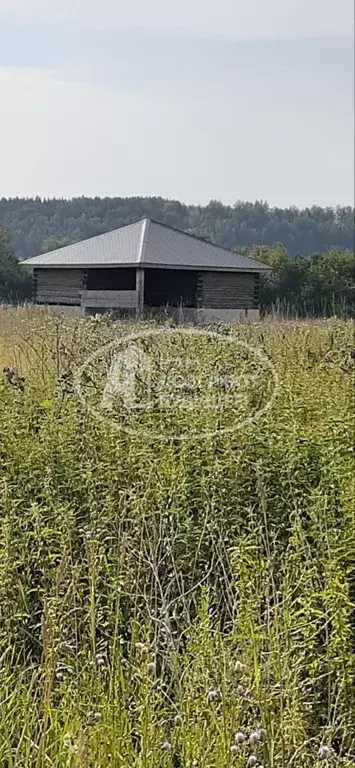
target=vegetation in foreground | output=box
[0,308,354,767]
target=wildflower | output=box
[218,374,232,392]
[236,684,244,696]
[318,746,331,761]
[174,714,183,726]
[147,661,156,677]
[250,730,262,744]
[162,741,172,751]
[135,642,148,654]
[247,757,258,767]
[256,728,266,740]
[87,711,101,724]
[207,688,218,702]
[230,745,239,757]
[234,731,246,744]
[96,654,105,667]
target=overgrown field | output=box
[0,307,354,768]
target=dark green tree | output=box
[0,197,353,260]
[257,245,355,316]
[0,228,32,302]
[41,236,76,253]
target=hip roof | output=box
[21,218,270,272]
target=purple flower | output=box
[147,661,156,677]
[318,745,331,761]
[207,688,218,702]
[250,730,261,744]
[162,741,172,751]
[174,714,183,726]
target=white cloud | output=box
[1,0,353,37]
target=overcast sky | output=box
[0,0,353,206]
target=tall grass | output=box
[0,307,354,767]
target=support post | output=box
[136,268,145,318]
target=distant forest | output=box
[0,197,354,315]
[0,196,354,259]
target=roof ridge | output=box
[138,218,150,264]
[21,218,146,262]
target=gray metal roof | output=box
[21,220,145,268]
[21,219,270,272]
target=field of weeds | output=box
[0,306,354,768]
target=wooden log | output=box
[201,272,257,309]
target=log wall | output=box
[34,269,86,305]
[201,271,259,309]
[80,290,138,309]
[33,267,261,311]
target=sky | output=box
[0,0,353,207]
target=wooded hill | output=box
[0,196,353,260]
[0,197,354,314]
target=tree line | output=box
[0,196,353,259]
[249,244,354,316]
[0,196,354,315]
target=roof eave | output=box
[142,263,270,272]
[21,261,270,272]
[21,261,139,269]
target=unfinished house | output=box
[21,219,270,321]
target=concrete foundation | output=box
[146,307,260,323]
[43,305,82,316]
[37,304,260,323]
